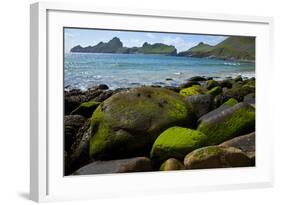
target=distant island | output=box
[70,37,177,56]
[70,36,255,61]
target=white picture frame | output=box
[30,1,274,202]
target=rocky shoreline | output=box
[64,75,255,175]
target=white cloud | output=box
[161,36,196,52]
[65,32,77,38]
[146,33,156,39]
[123,39,145,47]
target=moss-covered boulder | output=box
[197,102,255,145]
[207,86,222,97]
[160,158,185,171]
[221,98,238,107]
[242,80,255,90]
[206,80,219,90]
[70,101,100,117]
[223,84,254,101]
[180,85,206,97]
[89,87,196,160]
[150,126,208,162]
[184,146,252,169]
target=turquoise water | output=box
[64,53,255,90]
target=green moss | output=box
[206,86,222,97]
[242,80,255,90]
[206,80,219,90]
[179,86,205,97]
[193,146,222,160]
[150,126,208,162]
[89,87,197,160]
[222,98,238,107]
[197,104,255,145]
[71,101,100,117]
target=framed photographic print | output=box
[30,2,274,202]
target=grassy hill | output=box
[178,36,255,61]
[137,42,177,55]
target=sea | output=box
[64,53,255,91]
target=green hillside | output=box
[178,36,255,61]
[137,42,177,55]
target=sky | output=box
[64,28,228,53]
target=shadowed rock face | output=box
[220,132,255,153]
[72,157,153,175]
[185,94,213,118]
[184,146,252,169]
[220,132,255,165]
[64,115,86,152]
[89,87,197,160]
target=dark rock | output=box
[164,86,180,93]
[213,94,224,108]
[219,132,255,165]
[189,76,207,81]
[219,79,233,88]
[223,85,254,102]
[73,157,153,175]
[69,119,91,174]
[64,115,86,152]
[234,75,243,82]
[185,94,213,118]
[64,94,88,115]
[180,81,200,89]
[184,146,252,169]
[97,84,109,90]
[244,93,255,105]
[198,104,232,124]
[70,101,100,118]
[91,90,114,102]
[165,78,173,81]
[89,87,196,160]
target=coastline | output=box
[69,51,255,63]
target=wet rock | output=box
[64,115,86,152]
[73,157,153,175]
[184,146,252,169]
[160,158,185,171]
[185,94,213,118]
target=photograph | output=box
[63,28,255,176]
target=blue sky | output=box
[64,28,228,53]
